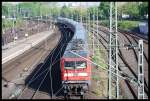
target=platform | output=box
[2,30,54,64]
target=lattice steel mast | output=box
[108,2,119,99]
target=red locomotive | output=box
[58,17,91,98]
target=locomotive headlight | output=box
[80,91,84,95]
[64,73,88,77]
[83,85,88,90]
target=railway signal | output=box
[122,40,145,99]
[138,40,144,99]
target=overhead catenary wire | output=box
[4,3,146,99]
[87,21,146,92]
[49,26,72,98]
[69,50,139,86]
[17,26,64,99]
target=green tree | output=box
[98,2,110,19]
[139,2,148,19]
[117,2,146,20]
[2,5,8,15]
[2,3,14,17]
[60,5,70,17]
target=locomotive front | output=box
[60,20,91,97]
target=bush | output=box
[100,20,140,31]
[100,20,109,27]
[92,48,107,69]
[118,20,140,31]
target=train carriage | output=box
[57,17,91,98]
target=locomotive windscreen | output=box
[65,61,87,69]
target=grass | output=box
[92,47,107,70]
[87,31,109,97]
[91,89,101,96]
[92,75,101,81]
[87,30,107,70]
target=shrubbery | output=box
[100,20,140,31]
[118,20,139,31]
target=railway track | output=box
[86,24,148,99]
[2,28,61,99]
[17,24,75,99]
[87,23,148,75]
[89,22,148,43]
[96,25,148,89]
[2,20,148,99]
[118,31,148,88]
[89,29,136,98]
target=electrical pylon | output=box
[108,2,119,99]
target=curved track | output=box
[87,24,148,99]
[2,28,61,99]
[17,24,75,99]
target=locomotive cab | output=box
[61,51,91,96]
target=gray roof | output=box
[57,17,89,58]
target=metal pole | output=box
[97,6,99,34]
[108,2,119,99]
[40,3,42,20]
[88,11,90,35]
[108,2,112,98]
[92,8,95,55]
[115,2,119,99]
[46,12,47,28]
[13,9,15,34]
[38,16,39,33]
[13,7,16,44]
[15,5,18,40]
[86,2,88,31]
[25,10,28,39]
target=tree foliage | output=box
[2,2,148,20]
[139,2,148,18]
[118,2,148,19]
[60,5,70,17]
[98,2,110,19]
